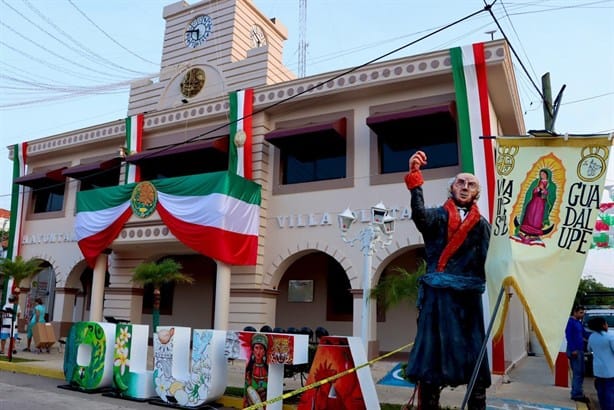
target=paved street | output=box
[0,372,153,410]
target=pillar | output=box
[89,251,109,322]
[213,261,231,330]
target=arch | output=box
[266,241,357,290]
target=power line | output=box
[66,0,158,66]
[0,5,493,204]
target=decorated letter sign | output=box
[298,336,379,410]
[64,321,115,390]
[153,326,229,406]
[239,331,308,410]
[113,323,155,399]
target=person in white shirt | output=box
[1,294,21,355]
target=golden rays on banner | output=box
[486,135,612,369]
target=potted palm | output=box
[0,255,45,300]
[370,260,426,311]
[131,258,194,332]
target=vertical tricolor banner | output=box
[124,114,144,184]
[450,43,495,221]
[2,143,27,304]
[228,89,254,179]
[486,135,612,369]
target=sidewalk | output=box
[0,346,593,409]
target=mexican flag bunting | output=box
[2,143,27,304]
[450,43,495,221]
[124,114,144,184]
[76,171,261,267]
[228,89,253,179]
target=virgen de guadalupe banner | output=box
[486,135,612,368]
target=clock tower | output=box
[128,0,294,114]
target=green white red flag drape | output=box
[450,43,495,221]
[2,143,27,304]
[228,89,253,179]
[450,42,500,371]
[124,114,144,184]
[75,171,261,267]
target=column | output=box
[214,261,231,330]
[89,251,109,322]
[52,287,79,338]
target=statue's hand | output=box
[409,150,427,172]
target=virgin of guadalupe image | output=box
[511,168,557,246]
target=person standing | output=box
[404,150,491,409]
[0,295,21,355]
[565,305,589,403]
[587,316,614,410]
[24,297,46,352]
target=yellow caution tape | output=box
[242,341,414,410]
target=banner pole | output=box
[461,285,506,409]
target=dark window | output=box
[128,138,229,181]
[282,153,345,184]
[79,168,121,191]
[142,282,174,315]
[266,118,347,185]
[33,183,65,213]
[326,257,353,321]
[368,105,459,174]
[63,158,122,192]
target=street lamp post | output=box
[338,202,395,355]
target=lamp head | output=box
[338,208,356,232]
[382,214,395,234]
[371,202,388,224]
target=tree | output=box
[575,275,614,307]
[0,255,45,298]
[370,260,427,311]
[131,258,194,332]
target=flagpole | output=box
[461,285,506,409]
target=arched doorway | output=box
[375,246,425,352]
[139,254,216,331]
[275,251,353,337]
[73,267,110,322]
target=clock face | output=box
[185,15,213,48]
[249,24,267,48]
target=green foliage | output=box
[131,258,194,288]
[370,261,426,311]
[0,255,45,285]
[575,275,614,306]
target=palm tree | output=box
[370,260,427,311]
[131,258,194,332]
[0,255,45,299]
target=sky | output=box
[0,2,613,208]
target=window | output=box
[368,100,460,185]
[266,112,354,194]
[33,184,65,213]
[126,137,228,181]
[63,157,121,192]
[14,167,67,215]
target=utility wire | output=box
[16,0,150,77]
[67,0,158,66]
[0,5,492,203]
[482,1,552,118]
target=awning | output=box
[125,137,228,164]
[265,118,346,161]
[367,104,454,129]
[14,167,67,188]
[62,157,122,180]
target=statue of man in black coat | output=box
[404,150,491,410]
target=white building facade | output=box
[6,0,528,369]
